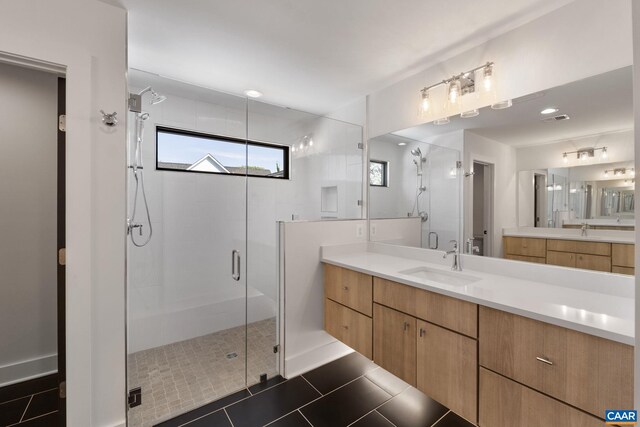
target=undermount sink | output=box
[398,266,480,287]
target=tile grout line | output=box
[18,394,33,423]
[6,409,57,427]
[0,386,56,407]
[299,375,323,396]
[344,386,405,427]
[375,410,399,427]
[430,409,451,427]
[223,407,236,427]
[297,409,314,426]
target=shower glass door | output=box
[126,71,250,427]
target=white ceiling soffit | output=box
[124,0,573,115]
[395,66,633,148]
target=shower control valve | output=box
[128,222,144,236]
[100,110,118,127]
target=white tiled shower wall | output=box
[127,74,363,353]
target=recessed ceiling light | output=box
[541,107,559,115]
[244,89,262,98]
[398,142,407,146]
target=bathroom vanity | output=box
[503,228,635,274]
[321,243,633,426]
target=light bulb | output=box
[448,80,460,104]
[483,63,493,92]
[562,153,568,164]
[631,169,635,177]
[580,152,588,161]
[308,138,313,146]
[601,147,608,159]
[419,89,430,114]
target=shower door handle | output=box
[232,250,241,281]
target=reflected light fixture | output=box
[419,89,430,115]
[604,167,634,177]
[491,99,513,109]
[448,79,461,104]
[433,117,450,125]
[483,63,493,91]
[244,89,262,98]
[562,147,607,162]
[461,109,479,118]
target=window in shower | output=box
[156,126,290,179]
[369,160,388,187]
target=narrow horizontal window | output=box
[156,126,289,179]
[370,160,388,187]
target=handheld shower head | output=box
[411,147,422,157]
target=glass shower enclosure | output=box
[125,69,363,427]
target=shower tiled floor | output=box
[128,318,278,427]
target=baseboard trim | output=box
[0,354,57,388]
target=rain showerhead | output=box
[411,147,422,157]
[150,90,167,105]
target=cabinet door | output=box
[546,250,575,268]
[479,368,602,427]
[504,237,546,257]
[612,243,635,268]
[324,264,373,316]
[373,303,416,385]
[505,254,547,264]
[417,321,477,423]
[325,299,372,359]
[575,253,611,272]
[612,266,634,275]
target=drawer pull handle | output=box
[404,322,410,331]
[536,356,553,366]
[419,328,425,337]
[343,286,349,291]
[343,325,349,330]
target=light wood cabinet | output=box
[324,264,373,316]
[417,321,477,423]
[324,298,372,358]
[612,244,634,268]
[546,250,575,268]
[505,236,634,275]
[373,277,477,338]
[479,368,602,427]
[505,254,546,264]
[503,237,546,258]
[373,303,416,385]
[479,306,633,418]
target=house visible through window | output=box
[156,126,289,179]
[370,160,388,187]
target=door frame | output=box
[57,76,67,425]
[469,160,494,257]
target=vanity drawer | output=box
[324,264,373,316]
[479,368,602,427]
[504,254,546,264]
[612,243,634,267]
[479,307,633,417]
[575,253,611,272]
[325,298,372,359]
[612,266,634,275]
[547,239,610,256]
[503,237,546,257]
[373,277,477,338]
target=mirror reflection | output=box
[369,66,634,274]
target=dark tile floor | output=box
[155,352,475,427]
[0,374,60,427]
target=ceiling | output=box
[122,0,572,115]
[396,66,633,147]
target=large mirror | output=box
[368,66,634,271]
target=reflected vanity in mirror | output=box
[368,66,634,275]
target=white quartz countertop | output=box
[503,227,634,244]
[321,243,634,345]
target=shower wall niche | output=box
[126,69,362,427]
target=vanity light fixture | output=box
[491,99,513,110]
[418,62,503,121]
[561,147,607,162]
[604,167,634,177]
[541,107,559,115]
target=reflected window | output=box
[370,160,388,187]
[156,126,289,179]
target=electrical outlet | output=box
[356,224,364,237]
[371,224,377,236]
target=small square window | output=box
[370,160,388,187]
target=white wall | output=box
[0,1,127,426]
[463,131,517,257]
[0,63,58,386]
[368,0,632,138]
